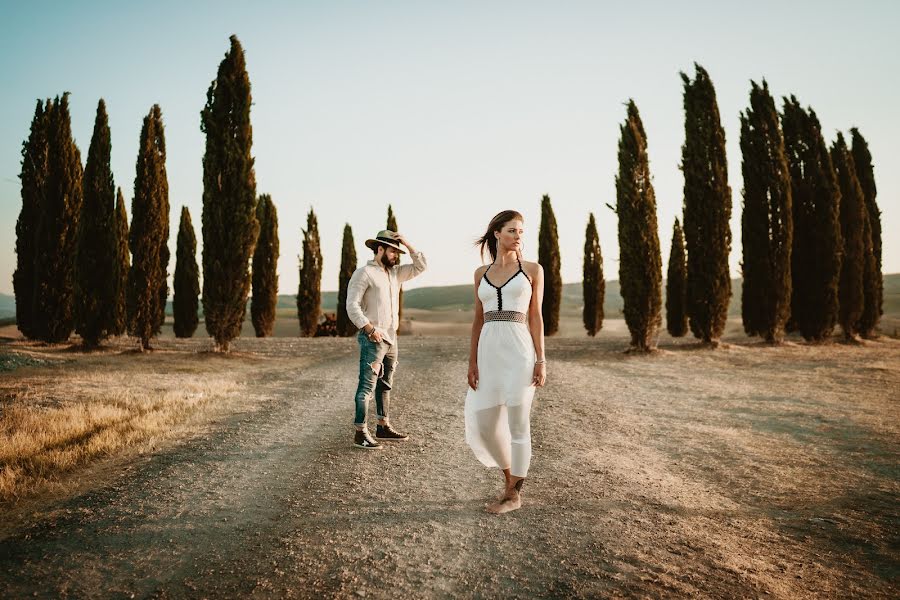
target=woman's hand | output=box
[532,362,546,387]
[468,362,479,391]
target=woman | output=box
[466,210,546,514]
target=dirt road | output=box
[1,334,898,598]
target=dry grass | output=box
[0,345,249,502]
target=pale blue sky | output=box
[2,0,897,295]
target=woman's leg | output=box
[473,405,511,471]
[507,400,533,478]
[487,400,532,514]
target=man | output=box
[346,229,427,449]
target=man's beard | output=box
[380,254,398,268]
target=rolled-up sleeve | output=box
[346,269,370,330]
[397,251,427,284]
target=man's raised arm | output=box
[396,235,426,283]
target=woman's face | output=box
[495,219,524,253]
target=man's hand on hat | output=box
[396,234,416,253]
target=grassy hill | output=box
[290,273,900,318]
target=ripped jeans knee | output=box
[353,334,397,426]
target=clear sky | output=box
[2,0,897,295]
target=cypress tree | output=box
[850,128,882,337]
[386,204,404,330]
[128,105,169,351]
[112,188,129,336]
[831,133,866,341]
[680,64,732,345]
[739,80,793,343]
[666,219,688,338]
[75,99,117,348]
[781,97,842,341]
[336,223,358,337]
[251,195,279,337]
[14,99,49,339]
[616,100,663,352]
[386,204,398,233]
[33,93,83,343]
[538,194,562,336]
[173,206,200,338]
[858,208,878,338]
[582,213,604,336]
[157,230,170,332]
[201,35,259,353]
[297,208,323,337]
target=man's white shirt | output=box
[345,251,427,345]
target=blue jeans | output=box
[354,332,398,427]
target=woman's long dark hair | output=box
[475,210,524,263]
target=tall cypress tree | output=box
[740,80,793,343]
[582,213,604,337]
[680,64,732,345]
[850,128,882,338]
[14,99,49,339]
[157,228,170,332]
[781,97,842,342]
[33,93,83,343]
[201,35,260,352]
[858,206,878,339]
[128,105,169,351]
[112,188,129,336]
[538,194,562,336]
[297,208,323,337]
[666,218,688,338]
[616,100,663,352]
[386,204,398,233]
[386,204,404,330]
[336,223,358,337]
[251,194,279,337]
[831,133,866,341]
[75,99,117,348]
[173,206,200,338]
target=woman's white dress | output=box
[464,264,536,477]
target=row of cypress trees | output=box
[12,35,408,346]
[15,53,881,349]
[620,65,882,351]
[15,95,84,344]
[739,87,881,344]
[14,94,174,350]
[13,37,258,351]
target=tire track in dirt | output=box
[0,343,357,598]
[240,338,498,598]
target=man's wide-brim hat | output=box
[365,230,406,254]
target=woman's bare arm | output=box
[468,266,488,390]
[527,262,546,386]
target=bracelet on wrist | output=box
[535,359,546,364]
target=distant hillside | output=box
[278,273,900,317]
[3,272,899,320]
[0,294,15,319]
